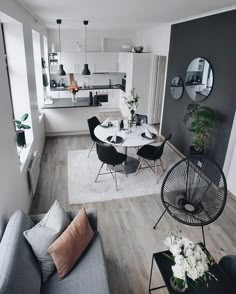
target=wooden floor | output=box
[31,135,236,294]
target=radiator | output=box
[28,151,40,197]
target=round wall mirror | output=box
[170,76,184,99]
[185,57,214,101]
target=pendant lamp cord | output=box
[84,24,87,63]
[58,22,61,63]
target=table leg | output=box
[149,254,166,293]
[149,255,154,293]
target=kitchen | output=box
[42,21,165,136]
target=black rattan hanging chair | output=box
[153,155,227,245]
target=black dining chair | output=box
[135,114,148,125]
[87,116,102,157]
[136,134,172,176]
[95,143,127,191]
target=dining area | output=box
[87,115,171,191]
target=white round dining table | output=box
[94,124,158,173]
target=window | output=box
[1,15,33,165]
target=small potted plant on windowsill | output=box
[184,103,218,155]
[14,113,31,148]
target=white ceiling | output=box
[19,0,236,31]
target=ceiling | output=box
[19,0,236,31]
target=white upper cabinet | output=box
[61,52,84,74]
[109,52,119,72]
[118,52,131,73]
[58,52,119,74]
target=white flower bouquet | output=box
[123,88,140,114]
[164,233,217,291]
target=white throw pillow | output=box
[23,200,70,282]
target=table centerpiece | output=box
[123,88,141,127]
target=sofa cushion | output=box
[41,233,110,294]
[24,200,71,282]
[48,208,94,279]
[0,210,41,294]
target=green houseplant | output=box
[184,103,218,154]
[14,113,31,147]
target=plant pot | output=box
[189,146,204,156]
[16,130,26,147]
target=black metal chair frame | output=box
[153,156,228,246]
[87,116,101,157]
[136,135,171,178]
[95,143,127,191]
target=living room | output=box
[1,1,236,293]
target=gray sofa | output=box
[0,209,110,294]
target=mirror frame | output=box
[185,57,214,102]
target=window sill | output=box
[17,141,33,172]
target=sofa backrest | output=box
[0,210,41,294]
[31,208,98,232]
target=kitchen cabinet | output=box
[118,52,130,73]
[43,107,99,135]
[50,52,119,74]
[88,52,119,73]
[118,53,153,116]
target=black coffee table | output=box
[149,246,233,293]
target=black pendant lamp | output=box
[82,20,91,75]
[56,19,66,76]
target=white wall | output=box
[0,0,47,221]
[48,29,136,52]
[135,23,171,56]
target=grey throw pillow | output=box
[23,200,70,282]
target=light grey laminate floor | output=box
[31,135,236,294]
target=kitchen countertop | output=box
[50,84,125,91]
[42,98,101,109]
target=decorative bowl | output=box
[134,46,144,53]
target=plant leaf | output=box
[21,113,28,122]
[13,119,21,124]
[21,124,31,129]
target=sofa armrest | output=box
[219,255,236,282]
[30,208,98,232]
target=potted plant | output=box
[184,103,218,155]
[14,113,31,147]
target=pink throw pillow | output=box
[48,208,94,279]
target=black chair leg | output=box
[160,158,165,172]
[88,141,95,157]
[95,162,104,182]
[114,167,118,191]
[121,164,128,177]
[153,209,167,229]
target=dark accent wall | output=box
[162,10,236,168]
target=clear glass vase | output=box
[170,277,187,293]
[72,93,77,103]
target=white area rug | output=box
[68,144,181,204]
